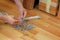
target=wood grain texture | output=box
[23,0,35,9]
[39,2,46,11]
[0,1,60,40]
[39,0,58,15]
[52,0,58,3]
[50,6,57,15]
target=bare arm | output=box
[13,0,27,21]
[14,0,23,14]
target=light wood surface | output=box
[0,1,60,40]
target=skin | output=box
[14,0,27,20]
[0,0,27,25]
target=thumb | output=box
[23,10,27,18]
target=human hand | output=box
[0,12,19,25]
[19,8,27,21]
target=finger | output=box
[23,10,27,18]
[12,20,19,25]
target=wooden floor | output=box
[0,1,60,40]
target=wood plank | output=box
[0,1,60,40]
[0,24,24,40]
[0,33,11,40]
[27,9,60,37]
